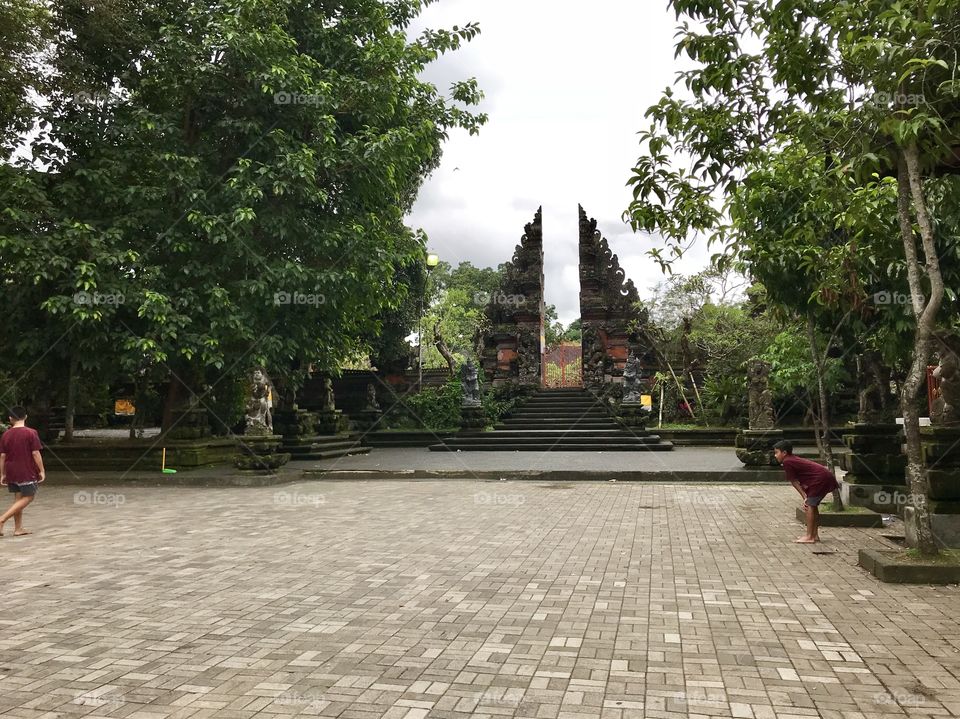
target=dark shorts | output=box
[804,494,826,507]
[8,482,38,497]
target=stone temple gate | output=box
[478,205,655,390]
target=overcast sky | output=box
[406,0,709,326]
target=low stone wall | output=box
[300,369,450,418]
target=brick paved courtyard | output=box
[2,480,959,719]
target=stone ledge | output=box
[796,506,882,527]
[303,468,784,482]
[859,548,960,584]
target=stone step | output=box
[309,446,373,460]
[365,431,453,447]
[454,432,664,443]
[467,428,652,437]
[511,408,610,416]
[430,441,674,452]
[498,419,618,428]
[518,404,604,411]
[526,397,593,402]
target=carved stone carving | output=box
[245,368,273,435]
[319,377,336,412]
[477,208,545,385]
[932,331,960,426]
[856,351,893,424]
[462,360,481,407]
[578,206,652,390]
[622,353,641,404]
[746,359,775,430]
[364,383,380,412]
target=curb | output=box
[300,469,785,482]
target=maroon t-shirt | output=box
[782,454,838,498]
[0,426,42,484]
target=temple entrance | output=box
[543,342,582,387]
[478,205,654,390]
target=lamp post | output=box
[418,253,440,391]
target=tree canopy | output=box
[0,0,486,421]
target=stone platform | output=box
[303,447,796,482]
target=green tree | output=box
[421,260,503,371]
[625,0,960,554]
[0,0,487,433]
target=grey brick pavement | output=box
[0,481,958,719]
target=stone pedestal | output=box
[839,423,906,513]
[272,408,316,440]
[314,409,344,435]
[234,434,290,472]
[356,409,383,431]
[167,407,211,440]
[460,405,485,431]
[735,429,783,467]
[904,426,960,548]
[619,402,648,430]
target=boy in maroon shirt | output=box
[0,406,45,536]
[773,440,839,544]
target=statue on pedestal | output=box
[364,383,380,412]
[623,353,641,404]
[746,359,775,430]
[462,360,481,407]
[319,377,336,412]
[856,351,893,424]
[245,368,273,435]
[932,332,960,426]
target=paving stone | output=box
[2,481,959,718]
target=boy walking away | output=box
[773,440,839,544]
[0,406,45,536]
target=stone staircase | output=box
[430,388,673,451]
[283,433,371,461]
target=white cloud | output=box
[406,0,712,326]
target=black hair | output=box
[7,406,27,421]
[773,439,793,454]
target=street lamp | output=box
[418,253,440,391]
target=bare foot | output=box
[794,537,819,544]
[13,529,32,536]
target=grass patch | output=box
[657,423,733,430]
[819,502,874,514]
[901,548,960,564]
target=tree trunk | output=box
[63,353,78,442]
[898,147,941,555]
[433,320,457,377]
[161,374,182,434]
[805,312,842,508]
